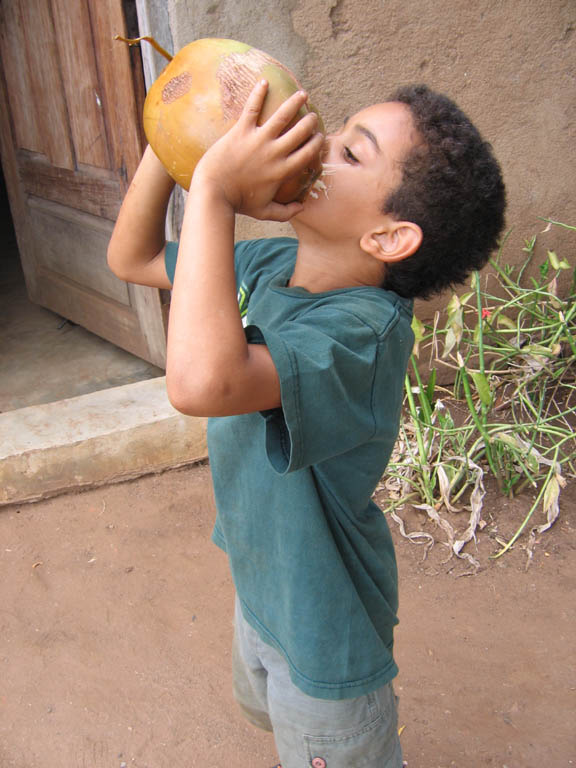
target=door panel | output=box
[28,198,130,306]
[18,0,75,169]
[18,150,124,221]
[50,0,110,169]
[0,3,43,156]
[0,0,167,367]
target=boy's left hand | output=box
[191,80,324,221]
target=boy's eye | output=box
[343,146,358,163]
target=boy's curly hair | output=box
[381,84,506,300]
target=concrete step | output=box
[0,377,207,506]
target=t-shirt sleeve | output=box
[163,238,270,287]
[164,241,178,284]
[247,307,407,474]
[164,241,250,285]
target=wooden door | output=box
[0,0,168,367]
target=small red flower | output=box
[481,308,492,320]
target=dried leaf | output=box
[390,510,435,557]
[453,460,485,560]
[525,472,563,566]
[541,475,561,528]
[414,503,456,553]
[436,465,459,512]
[547,276,562,307]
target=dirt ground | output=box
[0,462,574,768]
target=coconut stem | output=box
[114,35,173,62]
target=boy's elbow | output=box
[106,242,128,281]
[106,235,141,283]
[167,385,204,417]
[107,248,142,284]
[166,371,231,417]
[107,241,168,288]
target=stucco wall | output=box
[158,0,575,313]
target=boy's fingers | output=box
[261,90,310,136]
[277,111,319,154]
[242,80,269,124]
[283,131,324,176]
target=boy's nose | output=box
[321,135,333,162]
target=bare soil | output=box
[0,463,574,768]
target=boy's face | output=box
[294,102,417,242]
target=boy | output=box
[108,81,505,767]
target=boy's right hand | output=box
[190,80,324,222]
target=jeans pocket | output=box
[301,687,402,768]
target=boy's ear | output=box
[360,220,423,264]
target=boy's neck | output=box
[288,226,386,293]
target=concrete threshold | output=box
[0,377,208,506]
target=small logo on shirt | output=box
[238,282,250,327]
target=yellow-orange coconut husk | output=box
[142,38,325,203]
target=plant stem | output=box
[459,363,502,491]
[404,374,435,506]
[114,35,173,61]
[539,218,576,231]
[474,272,486,375]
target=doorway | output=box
[0,167,163,415]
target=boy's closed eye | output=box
[343,145,359,164]
[330,120,359,164]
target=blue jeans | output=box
[233,597,404,768]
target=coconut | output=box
[136,37,324,203]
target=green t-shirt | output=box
[165,237,414,700]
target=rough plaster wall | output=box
[294,1,575,239]
[166,0,307,74]
[164,0,310,241]
[292,0,576,312]
[161,0,575,312]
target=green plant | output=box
[383,221,575,570]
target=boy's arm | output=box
[166,81,323,417]
[107,145,175,288]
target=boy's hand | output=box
[191,80,324,222]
